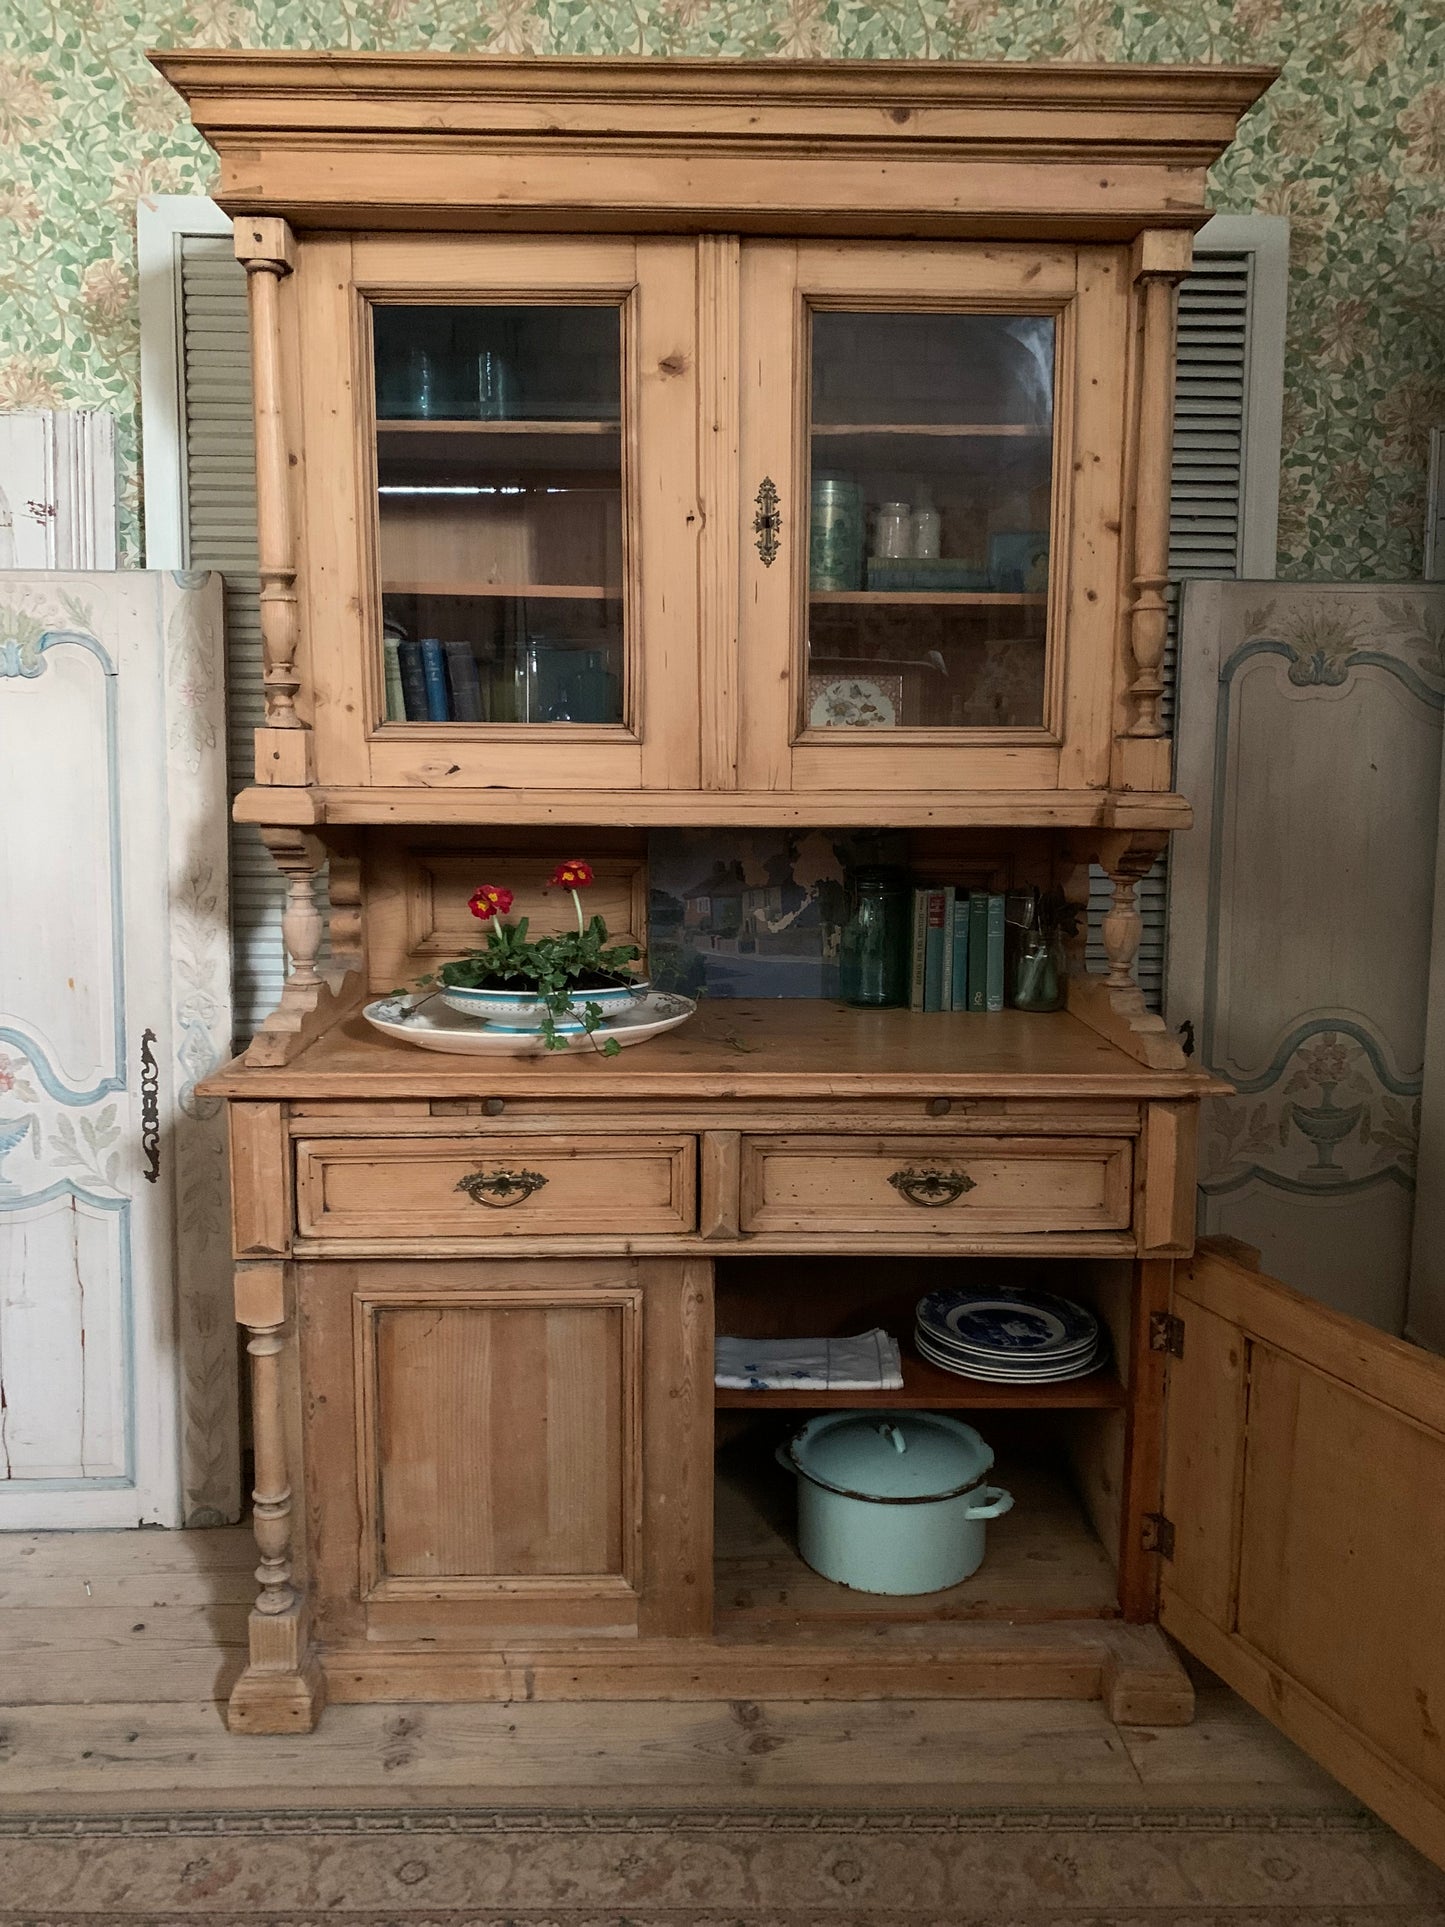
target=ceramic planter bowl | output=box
[777,1410,1013,1596]
[440,977,650,1033]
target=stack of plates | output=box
[914,1286,1106,1385]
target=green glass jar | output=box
[839,868,910,1007]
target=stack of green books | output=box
[907,887,1006,1014]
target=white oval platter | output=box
[363,991,697,1057]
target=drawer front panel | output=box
[295,1136,697,1239]
[739,1135,1132,1236]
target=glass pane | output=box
[373,304,624,726]
[806,311,1053,732]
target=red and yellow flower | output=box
[549,859,594,890]
[468,884,514,922]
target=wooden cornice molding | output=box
[149,51,1276,238]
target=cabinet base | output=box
[304,1623,1192,1726]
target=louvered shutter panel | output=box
[179,236,283,1046]
[1085,248,1255,1007]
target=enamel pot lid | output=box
[783,1410,995,1504]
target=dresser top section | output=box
[202,1001,1222,1101]
[149,51,1275,240]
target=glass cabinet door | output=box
[372,303,626,730]
[807,310,1053,732]
[297,235,699,792]
[738,243,1126,796]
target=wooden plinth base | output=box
[226,1603,328,1733]
[294,1624,1193,1727]
[227,1654,328,1734]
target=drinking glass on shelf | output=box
[476,347,515,420]
[910,488,941,560]
[1012,931,1065,1012]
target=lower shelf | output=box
[714,1358,1126,1411]
[713,1434,1120,1637]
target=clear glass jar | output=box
[1011,931,1065,1012]
[839,868,911,1007]
[910,488,941,559]
[872,501,912,561]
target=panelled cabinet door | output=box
[297,235,701,793]
[1161,1241,1445,1870]
[302,1258,712,1644]
[737,242,1127,796]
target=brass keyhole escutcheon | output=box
[456,1168,548,1207]
[753,476,782,566]
[888,1167,976,1208]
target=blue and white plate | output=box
[914,1324,1097,1366]
[915,1287,1099,1359]
[914,1328,1105,1383]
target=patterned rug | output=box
[1,1806,1444,1925]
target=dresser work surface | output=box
[208,1003,1222,1099]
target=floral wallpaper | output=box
[0,1,1440,571]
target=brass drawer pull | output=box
[888,1166,976,1208]
[456,1167,548,1208]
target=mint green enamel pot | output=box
[776,1410,1014,1596]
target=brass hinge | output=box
[1150,1310,1185,1358]
[1142,1512,1176,1560]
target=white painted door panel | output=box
[0,572,236,1525]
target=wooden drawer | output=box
[738,1135,1133,1237]
[295,1135,697,1240]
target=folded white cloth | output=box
[714,1329,904,1392]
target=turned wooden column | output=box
[1102,861,1146,990]
[243,827,352,1069]
[1123,231,1190,741]
[1062,832,1185,1072]
[234,214,313,787]
[228,1261,324,1734]
[1113,228,1192,797]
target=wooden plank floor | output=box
[0,1526,1360,1815]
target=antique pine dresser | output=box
[153,50,1445,1867]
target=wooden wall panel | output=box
[1162,1245,1445,1870]
[1236,1343,1445,1798]
[364,827,647,992]
[1160,1290,1247,1627]
[373,1301,625,1579]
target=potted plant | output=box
[427,860,646,1055]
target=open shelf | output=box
[810,590,1045,606]
[381,581,620,599]
[715,1355,1124,1412]
[714,1430,1120,1633]
[377,418,619,435]
[812,423,1048,438]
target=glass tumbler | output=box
[1011,931,1065,1012]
